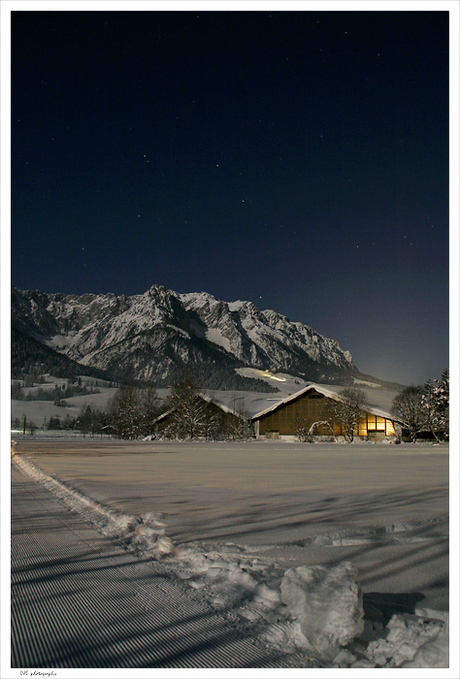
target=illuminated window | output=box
[367,414,376,429]
[386,420,395,436]
[376,417,385,431]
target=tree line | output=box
[12,381,101,403]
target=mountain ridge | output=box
[11,284,391,389]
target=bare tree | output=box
[140,387,162,437]
[391,386,426,443]
[329,388,367,442]
[295,417,312,442]
[226,396,251,440]
[28,420,38,436]
[200,400,222,440]
[169,379,207,439]
[296,417,337,442]
[109,384,142,439]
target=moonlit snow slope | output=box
[12,442,450,669]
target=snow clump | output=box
[279,562,364,659]
[364,610,448,668]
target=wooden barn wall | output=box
[257,390,395,438]
[258,391,333,436]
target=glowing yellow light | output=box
[257,370,286,382]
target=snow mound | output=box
[279,563,364,659]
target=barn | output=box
[251,384,397,440]
[152,392,247,439]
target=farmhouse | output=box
[251,384,398,441]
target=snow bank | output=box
[12,453,449,668]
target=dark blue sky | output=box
[11,9,450,385]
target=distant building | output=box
[250,384,398,441]
[151,382,404,442]
[152,393,247,440]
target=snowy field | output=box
[12,438,451,669]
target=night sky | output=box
[11,8,451,385]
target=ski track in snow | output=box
[12,453,449,669]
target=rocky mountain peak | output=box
[12,285,357,388]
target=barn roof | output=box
[157,380,401,422]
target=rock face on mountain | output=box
[11,285,358,387]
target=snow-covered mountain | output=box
[12,285,359,387]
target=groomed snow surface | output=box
[12,439,450,670]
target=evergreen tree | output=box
[422,369,449,441]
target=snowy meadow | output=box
[12,438,450,669]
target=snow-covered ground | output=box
[11,439,451,670]
[10,374,117,430]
